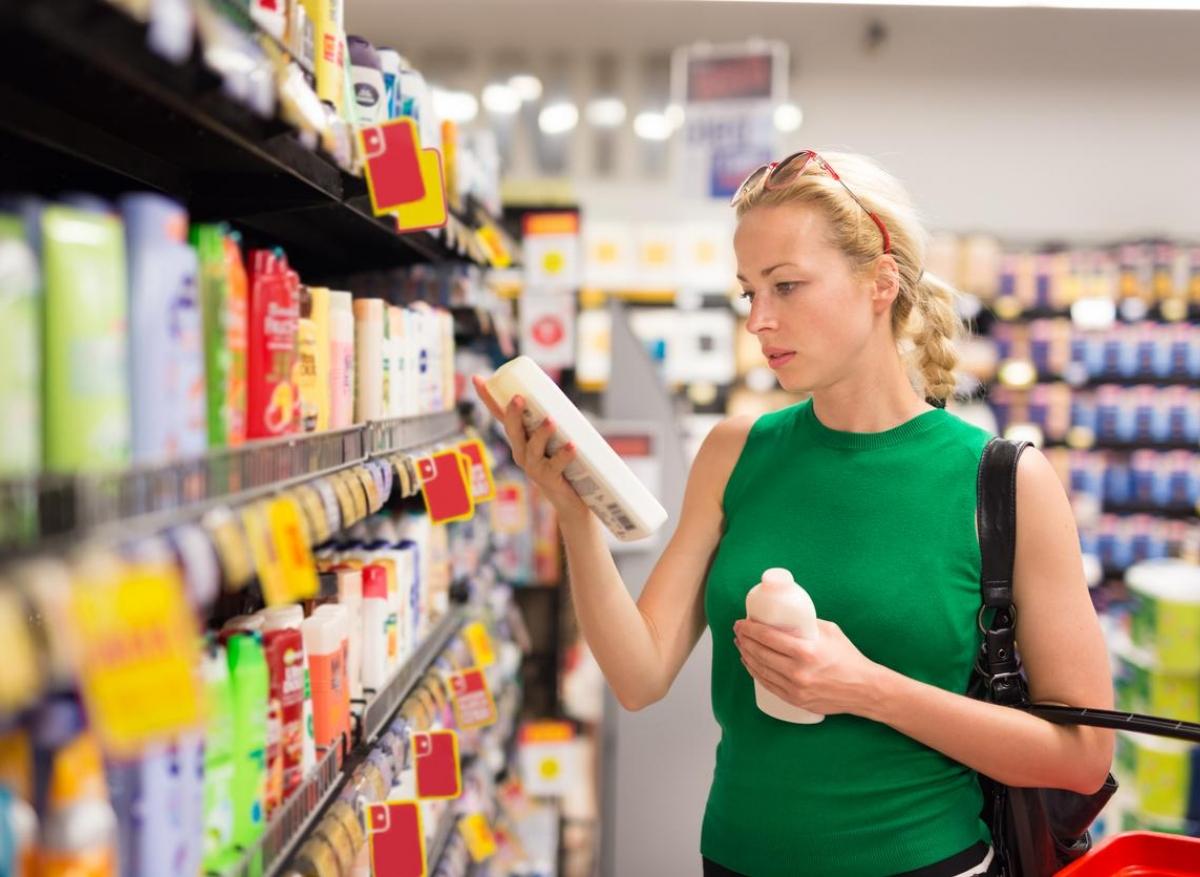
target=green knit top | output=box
[701,399,993,876]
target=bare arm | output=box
[471,375,752,710]
[736,447,1114,794]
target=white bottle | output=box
[360,565,390,692]
[261,604,317,775]
[744,568,824,725]
[485,356,668,542]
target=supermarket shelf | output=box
[222,606,468,877]
[0,0,503,277]
[990,302,1200,324]
[1102,501,1199,520]
[1019,374,1200,389]
[427,809,463,875]
[1042,438,1200,452]
[0,411,461,555]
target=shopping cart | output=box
[1022,706,1200,875]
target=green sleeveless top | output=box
[702,399,993,876]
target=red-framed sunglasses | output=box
[731,150,893,255]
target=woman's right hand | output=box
[471,375,590,524]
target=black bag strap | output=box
[976,437,1031,707]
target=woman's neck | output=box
[809,348,932,434]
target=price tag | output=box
[202,506,255,592]
[241,501,285,603]
[71,560,203,757]
[458,812,498,862]
[457,439,496,504]
[462,622,496,669]
[412,730,462,800]
[289,485,330,545]
[447,668,497,730]
[417,451,475,524]
[366,801,426,877]
[490,481,527,535]
[327,473,358,527]
[264,496,319,605]
[476,224,513,269]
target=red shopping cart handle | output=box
[1023,704,1200,744]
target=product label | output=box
[71,562,204,757]
[264,497,319,605]
[447,668,497,730]
[366,801,425,877]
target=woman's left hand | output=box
[733,618,887,718]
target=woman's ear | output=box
[870,255,901,315]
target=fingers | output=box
[739,644,794,696]
[501,396,529,460]
[471,375,505,420]
[736,620,814,661]
[738,633,799,678]
[525,416,556,465]
[546,442,577,478]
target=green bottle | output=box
[227,631,268,874]
[191,224,231,447]
[202,639,237,873]
[41,205,130,472]
[0,214,39,478]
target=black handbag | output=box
[970,437,1118,876]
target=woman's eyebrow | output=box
[736,262,802,282]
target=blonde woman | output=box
[474,151,1113,877]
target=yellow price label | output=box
[459,812,498,862]
[71,561,203,757]
[265,496,319,605]
[462,622,496,669]
[242,502,285,604]
[352,466,381,514]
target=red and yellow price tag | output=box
[365,801,426,877]
[457,439,496,504]
[412,730,462,800]
[71,559,203,757]
[447,668,497,730]
[417,451,475,524]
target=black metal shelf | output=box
[1041,438,1200,452]
[989,302,1200,324]
[1101,501,1199,520]
[220,607,468,877]
[0,0,501,278]
[0,411,461,556]
[1017,374,1200,389]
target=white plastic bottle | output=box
[485,356,668,542]
[360,565,389,693]
[744,568,824,725]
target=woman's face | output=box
[734,202,878,395]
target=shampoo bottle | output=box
[226,633,269,853]
[222,234,249,446]
[352,298,385,423]
[247,250,300,438]
[0,214,40,476]
[744,568,823,724]
[329,291,356,428]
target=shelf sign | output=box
[462,621,496,669]
[417,450,475,524]
[457,439,497,504]
[71,562,204,757]
[367,801,426,877]
[359,118,448,232]
[448,667,497,729]
[459,813,498,862]
[413,730,462,800]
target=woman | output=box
[473,151,1114,877]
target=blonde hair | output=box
[734,152,960,403]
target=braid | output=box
[911,272,961,402]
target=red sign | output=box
[360,121,426,213]
[448,668,497,730]
[417,451,474,524]
[413,730,462,800]
[531,316,564,347]
[457,440,496,504]
[367,801,426,877]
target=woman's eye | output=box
[775,282,799,294]
[739,289,755,302]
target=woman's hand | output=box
[471,375,589,523]
[733,618,885,718]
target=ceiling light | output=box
[432,88,478,124]
[538,101,580,135]
[586,97,628,128]
[509,74,544,102]
[482,82,521,115]
[634,111,673,142]
[773,103,803,133]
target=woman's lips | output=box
[766,351,795,369]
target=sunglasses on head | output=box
[731,150,892,255]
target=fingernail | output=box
[566,442,576,452]
[514,396,525,407]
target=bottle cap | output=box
[762,568,795,587]
[362,565,388,600]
